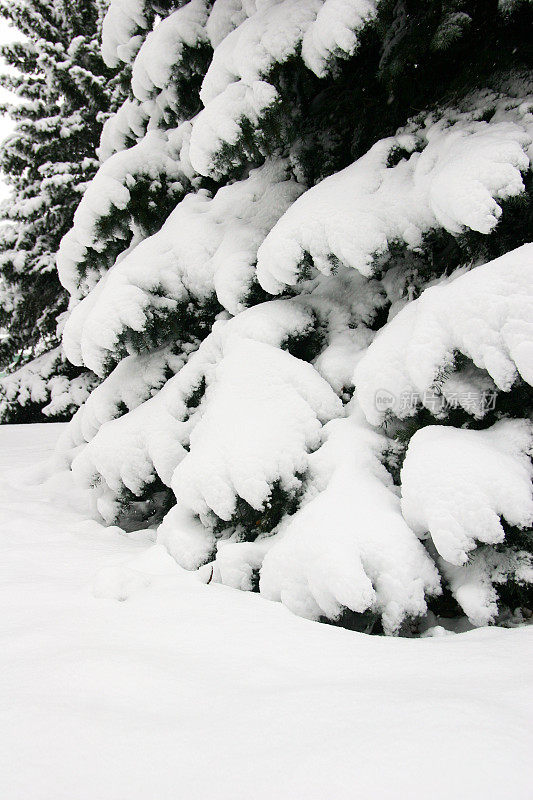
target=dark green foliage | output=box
[376,0,533,119]
[381,438,406,486]
[212,473,307,542]
[497,521,533,555]
[184,376,207,415]
[495,564,533,614]
[280,313,325,363]
[426,584,464,620]
[289,0,533,185]
[240,276,272,309]
[492,379,533,421]
[113,477,176,531]
[456,172,533,264]
[166,42,213,123]
[72,172,192,295]
[320,608,384,635]
[211,95,287,180]
[386,140,424,168]
[100,294,222,377]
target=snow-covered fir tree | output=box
[53,0,532,634]
[0,0,124,422]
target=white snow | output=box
[439,547,533,628]
[400,419,533,626]
[97,98,149,162]
[0,348,97,421]
[172,336,342,522]
[194,0,380,174]
[206,0,253,48]
[301,0,379,77]
[257,97,532,293]
[62,159,303,374]
[65,298,334,519]
[131,0,210,117]
[189,78,280,177]
[354,244,533,426]
[102,0,381,180]
[57,128,193,300]
[401,419,533,566]
[259,404,440,634]
[199,0,322,107]
[0,423,532,799]
[55,344,190,468]
[102,0,148,68]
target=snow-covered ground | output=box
[0,424,531,800]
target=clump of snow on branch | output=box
[0,349,97,422]
[189,80,281,177]
[67,299,324,510]
[191,0,381,175]
[99,1,213,156]
[57,126,195,300]
[55,344,191,469]
[102,0,149,68]
[199,0,322,106]
[257,96,532,293]
[97,99,149,162]
[401,419,533,566]
[173,336,342,523]
[131,0,211,121]
[205,0,252,48]
[439,547,533,627]
[301,0,379,77]
[258,405,441,634]
[354,244,533,425]
[62,159,303,374]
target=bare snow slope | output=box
[0,424,531,800]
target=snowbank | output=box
[0,423,531,800]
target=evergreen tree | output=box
[0,0,125,421]
[55,0,533,633]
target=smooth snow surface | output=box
[1,424,532,800]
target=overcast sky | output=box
[0,18,23,202]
